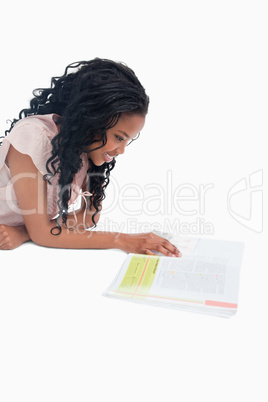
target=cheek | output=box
[92,138,113,153]
[105,138,117,150]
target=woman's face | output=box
[87,113,146,166]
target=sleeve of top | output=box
[0,120,53,175]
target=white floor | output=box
[0,232,267,402]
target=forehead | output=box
[112,114,146,138]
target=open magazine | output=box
[103,235,244,318]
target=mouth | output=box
[103,152,115,163]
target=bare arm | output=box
[6,146,181,256]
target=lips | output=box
[103,152,114,163]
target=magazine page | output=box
[103,237,244,318]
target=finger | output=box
[151,244,174,257]
[153,241,182,257]
[159,239,181,256]
[150,233,181,256]
[0,241,10,250]
[144,249,157,256]
[0,233,10,249]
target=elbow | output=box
[28,232,48,247]
[27,225,54,247]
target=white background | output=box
[0,1,267,401]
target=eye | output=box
[115,135,124,142]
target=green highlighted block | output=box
[118,255,160,297]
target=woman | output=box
[0,58,180,257]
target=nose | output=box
[116,142,127,155]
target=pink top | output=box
[0,114,90,226]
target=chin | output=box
[88,157,104,167]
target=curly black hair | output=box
[2,58,149,234]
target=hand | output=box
[0,225,30,250]
[117,232,182,257]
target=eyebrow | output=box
[117,130,130,138]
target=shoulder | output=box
[1,114,61,175]
[10,114,61,141]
